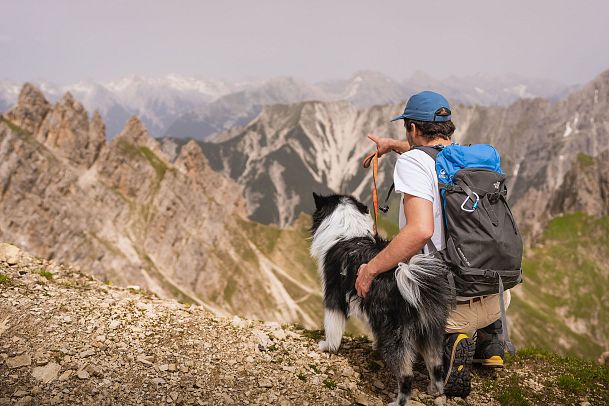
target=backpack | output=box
[414,144,523,298]
[416,143,524,355]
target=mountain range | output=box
[0,71,572,141]
[192,69,608,238]
[1,68,608,359]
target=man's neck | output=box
[416,138,452,147]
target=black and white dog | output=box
[310,193,452,406]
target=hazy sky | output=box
[2,0,608,85]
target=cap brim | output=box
[390,114,406,122]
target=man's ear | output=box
[313,192,323,209]
[408,122,417,135]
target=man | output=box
[355,91,510,397]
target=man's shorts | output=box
[445,290,511,336]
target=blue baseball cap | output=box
[391,91,451,122]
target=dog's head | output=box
[311,192,370,237]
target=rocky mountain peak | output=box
[570,67,609,111]
[591,67,609,86]
[32,90,104,168]
[175,140,210,177]
[5,83,51,134]
[115,116,148,142]
[90,111,106,137]
[112,116,165,159]
[56,91,88,117]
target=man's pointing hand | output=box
[367,133,394,157]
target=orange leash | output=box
[362,151,380,235]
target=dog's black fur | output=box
[310,193,452,406]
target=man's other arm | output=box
[355,194,434,297]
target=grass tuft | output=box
[322,378,337,390]
[557,374,584,393]
[117,141,168,180]
[36,269,53,280]
[301,329,324,341]
[0,274,11,285]
[0,115,30,136]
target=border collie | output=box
[310,193,452,406]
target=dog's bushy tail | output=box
[395,254,451,310]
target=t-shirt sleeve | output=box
[393,153,435,202]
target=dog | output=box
[310,193,452,406]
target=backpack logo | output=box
[493,181,500,190]
[457,246,472,267]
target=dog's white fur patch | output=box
[318,308,346,353]
[310,197,373,268]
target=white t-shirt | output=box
[393,149,445,254]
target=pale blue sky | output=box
[1,0,608,85]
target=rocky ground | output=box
[1,243,607,406]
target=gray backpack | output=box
[415,144,523,354]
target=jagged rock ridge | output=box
[0,84,322,328]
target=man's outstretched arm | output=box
[368,134,411,157]
[355,194,434,297]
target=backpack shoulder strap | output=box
[412,144,444,160]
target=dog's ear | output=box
[313,192,323,209]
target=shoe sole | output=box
[444,334,475,398]
[473,355,504,368]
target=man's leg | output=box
[443,302,476,398]
[443,332,475,397]
[473,320,504,367]
[473,291,512,367]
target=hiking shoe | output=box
[473,329,505,368]
[443,333,475,398]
